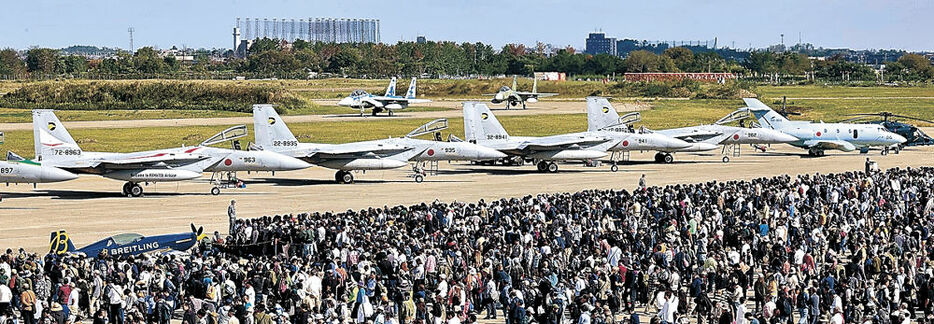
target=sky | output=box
[1,0,932,51]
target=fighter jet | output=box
[0,151,78,184]
[463,102,614,173]
[337,77,432,116]
[587,97,799,163]
[485,76,558,109]
[33,110,309,196]
[253,104,506,183]
[49,224,207,257]
[739,98,907,156]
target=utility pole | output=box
[128,27,135,52]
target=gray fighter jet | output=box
[462,102,614,173]
[252,104,506,183]
[587,97,798,163]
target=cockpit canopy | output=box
[498,86,511,92]
[350,89,369,97]
[110,233,145,245]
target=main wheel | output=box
[536,161,548,172]
[547,162,559,173]
[340,171,354,184]
[414,174,424,183]
[654,153,665,162]
[610,164,619,172]
[881,148,889,156]
[130,184,143,197]
[211,187,221,195]
[122,182,133,195]
[663,154,674,164]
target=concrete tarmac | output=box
[1,145,931,252]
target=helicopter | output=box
[843,112,934,147]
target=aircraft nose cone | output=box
[47,167,79,182]
[494,93,504,101]
[774,131,799,143]
[476,146,507,160]
[276,154,312,171]
[892,133,907,144]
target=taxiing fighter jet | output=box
[33,110,309,196]
[486,76,558,109]
[587,97,799,163]
[253,104,506,183]
[337,77,432,116]
[740,98,906,156]
[463,102,614,173]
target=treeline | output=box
[1,40,932,83]
[0,80,303,112]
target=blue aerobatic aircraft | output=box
[49,224,207,257]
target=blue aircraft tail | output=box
[405,77,417,99]
[49,230,76,255]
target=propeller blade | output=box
[198,226,204,236]
[190,223,196,233]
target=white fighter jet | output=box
[252,104,505,183]
[32,110,309,196]
[485,76,558,109]
[1,151,78,184]
[586,97,799,163]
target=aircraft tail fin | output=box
[463,102,509,143]
[405,77,417,99]
[385,77,397,97]
[32,110,82,163]
[586,97,622,132]
[742,98,788,130]
[532,77,538,93]
[49,230,76,255]
[252,104,299,151]
[511,75,518,91]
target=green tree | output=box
[662,47,693,72]
[133,47,166,73]
[61,55,88,74]
[0,49,26,77]
[25,48,60,75]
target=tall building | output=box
[585,32,617,56]
[236,17,380,44]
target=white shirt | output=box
[0,285,11,303]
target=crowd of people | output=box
[1,166,933,324]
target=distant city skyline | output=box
[2,0,932,51]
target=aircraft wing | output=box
[517,92,558,98]
[304,142,413,159]
[369,97,432,106]
[517,136,610,151]
[802,139,857,152]
[91,152,209,169]
[661,129,724,143]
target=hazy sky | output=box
[2,0,932,51]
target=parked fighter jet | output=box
[33,110,309,196]
[740,98,906,156]
[463,102,613,173]
[587,97,799,163]
[253,105,505,183]
[485,76,558,109]
[49,224,207,258]
[1,151,78,184]
[338,77,431,116]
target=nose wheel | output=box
[122,182,143,197]
[610,164,619,172]
[335,170,355,184]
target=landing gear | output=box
[211,187,221,195]
[722,156,730,163]
[610,164,619,172]
[510,101,518,109]
[895,146,901,154]
[536,161,548,172]
[335,170,354,184]
[414,174,424,183]
[546,162,559,173]
[807,149,826,157]
[654,153,674,163]
[522,101,527,109]
[122,182,143,197]
[881,147,889,156]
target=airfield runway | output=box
[1,144,931,252]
